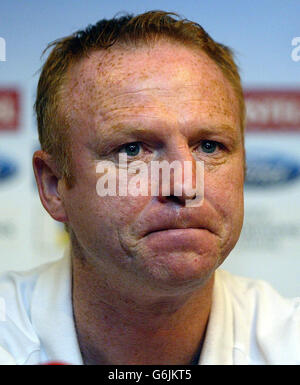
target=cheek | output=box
[98,195,149,227]
[65,153,151,228]
[64,177,150,252]
[205,159,244,231]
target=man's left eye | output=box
[120,142,142,157]
[199,140,219,154]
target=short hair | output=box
[35,10,245,185]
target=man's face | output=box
[61,41,244,294]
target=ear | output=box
[33,150,68,223]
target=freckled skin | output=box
[49,40,245,364]
[61,42,244,291]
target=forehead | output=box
[63,41,240,135]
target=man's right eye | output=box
[119,142,142,157]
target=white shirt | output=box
[0,252,299,365]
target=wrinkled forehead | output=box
[62,41,240,129]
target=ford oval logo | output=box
[245,153,300,187]
[0,157,17,181]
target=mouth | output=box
[142,227,215,253]
[137,206,217,240]
[145,227,209,237]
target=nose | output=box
[153,143,204,206]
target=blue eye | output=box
[121,142,141,157]
[200,141,218,153]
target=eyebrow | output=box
[105,121,237,136]
[193,123,238,138]
[88,125,162,156]
[94,122,166,145]
[89,120,239,154]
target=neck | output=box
[72,255,214,365]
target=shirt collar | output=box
[31,248,83,365]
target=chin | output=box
[133,248,220,294]
[119,228,224,293]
